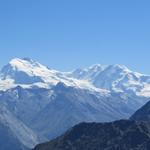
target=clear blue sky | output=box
[0,0,150,73]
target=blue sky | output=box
[0,0,150,73]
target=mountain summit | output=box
[1,58,44,84]
[0,58,86,90]
[1,58,150,97]
[69,64,150,96]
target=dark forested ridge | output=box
[33,120,150,150]
[130,101,150,121]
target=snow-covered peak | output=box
[69,64,128,80]
[69,64,106,80]
[0,58,59,88]
[1,58,150,97]
[68,64,150,96]
[0,58,52,86]
[0,58,99,91]
[11,57,35,64]
[88,64,105,71]
[106,64,131,73]
[7,57,52,76]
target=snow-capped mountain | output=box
[0,58,74,89]
[1,58,150,97]
[0,58,101,92]
[30,82,148,139]
[69,64,150,97]
[0,83,147,141]
[0,58,150,149]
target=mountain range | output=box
[0,58,150,149]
